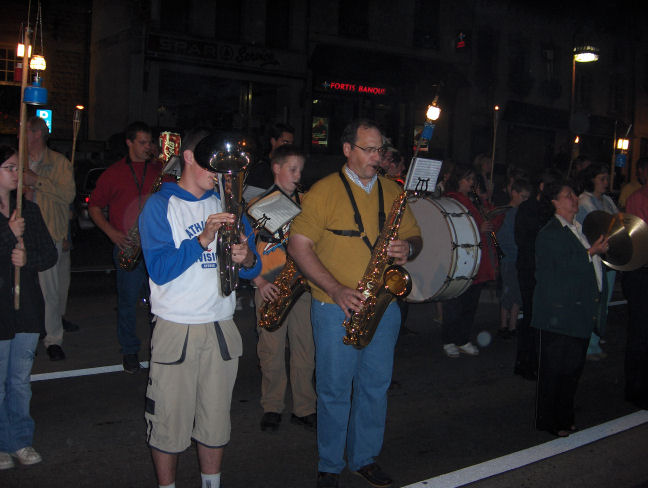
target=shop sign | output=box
[321,81,387,96]
[147,33,282,69]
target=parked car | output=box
[75,166,107,230]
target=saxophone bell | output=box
[342,191,413,349]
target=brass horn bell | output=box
[193,132,253,174]
[192,132,254,296]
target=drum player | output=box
[441,163,503,358]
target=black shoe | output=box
[122,354,140,374]
[260,412,281,431]
[62,319,80,332]
[354,463,392,488]
[46,345,66,361]
[317,472,339,488]
[291,413,316,431]
[514,367,537,381]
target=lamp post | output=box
[413,98,441,159]
[568,44,599,177]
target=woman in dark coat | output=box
[531,180,608,437]
[0,145,57,469]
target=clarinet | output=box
[470,186,504,263]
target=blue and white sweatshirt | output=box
[139,182,261,324]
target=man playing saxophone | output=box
[288,119,422,488]
[89,121,162,373]
[251,144,317,433]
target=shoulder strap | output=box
[333,170,384,252]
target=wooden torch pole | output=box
[489,105,500,203]
[70,106,83,166]
[14,26,32,310]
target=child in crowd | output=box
[496,178,531,338]
[252,144,317,432]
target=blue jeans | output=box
[113,246,148,355]
[311,299,400,473]
[0,333,39,452]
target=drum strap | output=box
[327,170,385,252]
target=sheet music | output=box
[404,157,442,193]
[247,190,301,234]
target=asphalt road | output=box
[2,243,647,487]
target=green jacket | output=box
[531,216,607,339]
[34,148,75,241]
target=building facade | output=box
[1,0,646,187]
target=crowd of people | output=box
[1,114,647,488]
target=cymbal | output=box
[583,211,648,271]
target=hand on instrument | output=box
[12,238,26,267]
[480,220,494,233]
[387,239,409,265]
[331,284,366,319]
[8,210,24,239]
[589,235,610,256]
[109,228,130,250]
[231,239,250,265]
[256,278,279,302]
[199,212,235,248]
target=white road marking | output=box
[31,363,646,488]
[30,362,150,382]
[402,410,648,487]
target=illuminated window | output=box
[0,47,17,83]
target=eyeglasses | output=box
[0,165,18,172]
[351,144,387,156]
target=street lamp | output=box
[568,43,599,176]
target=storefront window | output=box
[312,116,328,148]
[0,47,17,83]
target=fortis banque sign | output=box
[321,81,387,96]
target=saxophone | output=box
[119,132,181,271]
[258,256,310,332]
[342,190,412,349]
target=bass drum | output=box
[404,196,481,302]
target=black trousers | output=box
[536,330,588,433]
[515,271,539,375]
[442,282,484,346]
[621,268,648,409]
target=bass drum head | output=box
[404,196,481,302]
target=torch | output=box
[70,105,83,166]
[489,105,500,203]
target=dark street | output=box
[1,236,647,487]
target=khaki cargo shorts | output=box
[145,317,241,453]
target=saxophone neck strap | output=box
[125,155,150,210]
[334,170,385,252]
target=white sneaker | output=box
[0,452,14,470]
[458,342,479,356]
[443,343,460,358]
[13,446,42,465]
